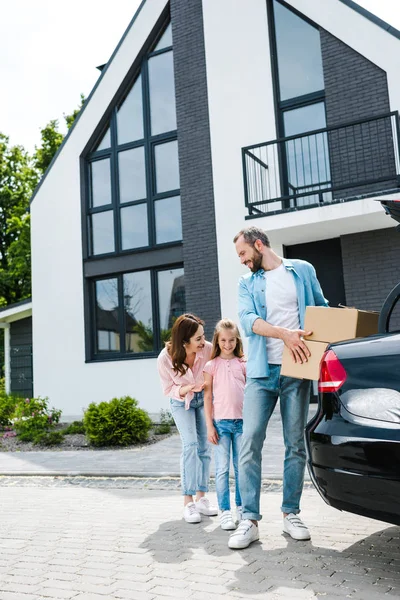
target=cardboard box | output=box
[304,306,379,344]
[280,340,329,380]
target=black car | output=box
[305,199,400,526]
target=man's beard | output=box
[249,248,263,273]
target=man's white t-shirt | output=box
[264,263,300,364]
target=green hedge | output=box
[83,396,152,447]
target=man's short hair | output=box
[233,227,271,248]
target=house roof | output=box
[29,0,400,206]
[338,0,400,40]
[0,298,32,323]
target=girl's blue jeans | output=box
[214,419,243,511]
[170,392,211,496]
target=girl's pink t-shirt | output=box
[203,356,246,420]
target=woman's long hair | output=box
[166,313,205,375]
[210,318,244,360]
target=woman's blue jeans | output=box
[214,419,243,511]
[239,365,311,520]
[170,392,211,496]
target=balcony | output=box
[242,112,400,217]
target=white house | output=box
[30,0,400,418]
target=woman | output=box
[157,313,217,523]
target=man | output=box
[228,226,328,549]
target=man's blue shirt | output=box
[238,258,328,378]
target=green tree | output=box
[0,135,37,306]
[0,95,86,306]
[64,93,85,130]
[33,94,85,176]
[33,120,64,176]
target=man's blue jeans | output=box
[170,392,211,496]
[214,419,243,511]
[239,365,311,520]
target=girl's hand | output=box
[207,426,219,445]
[194,381,205,392]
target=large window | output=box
[84,21,186,360]
[86,22,182,257]
[273,0,324,101]
[271,1,330,206]
[94,267,185,357]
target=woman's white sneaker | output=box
[195,497,218,516]
[228,519,259,549]
[283,513,311,540]
[219,510,237,530]
[183,502,201,523]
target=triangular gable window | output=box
[96,127,111,151]
[153,23,172,52]
[117,75,144,145]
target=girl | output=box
[157,313,218,523]
[204,318,246,530]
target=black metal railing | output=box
[242,111,400,216]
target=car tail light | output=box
[318,349,347,393]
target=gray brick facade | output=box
[341,228,400,331]
[170,0,221,338]
[320,30,391,126]
[320,30,398,199]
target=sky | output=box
[0,0,399,153]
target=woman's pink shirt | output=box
[157,341,213,409]
[203,356,246,420]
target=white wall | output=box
[202,0,277,322]
[31,0,169,418]
[202,0,400,327]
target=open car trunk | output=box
[380,199,400,226]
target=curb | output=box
[0,473,314,485]
[0,471,182,478]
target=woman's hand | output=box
[179,383,196,397]
[207,425,219,445]
[193,381,205,392]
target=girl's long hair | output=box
[166,313,205,375]
[211,318,244,360]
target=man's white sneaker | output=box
[195,497,218,516]
[228,519,259,549]
[236,506,243,523]
[219,510,237,530]
[183,502,201,523]
[283,513,311,540]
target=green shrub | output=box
[83,396,152,447]
[154,409,174,435]
[33,431,64,446]
[0,393,18,428]
[63,420,85,435]
[12,396,62,443]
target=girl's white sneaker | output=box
[219,510,237,530]
[183,502,201,523]
[194,497,218,516]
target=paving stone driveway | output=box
[0,478,399,600]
